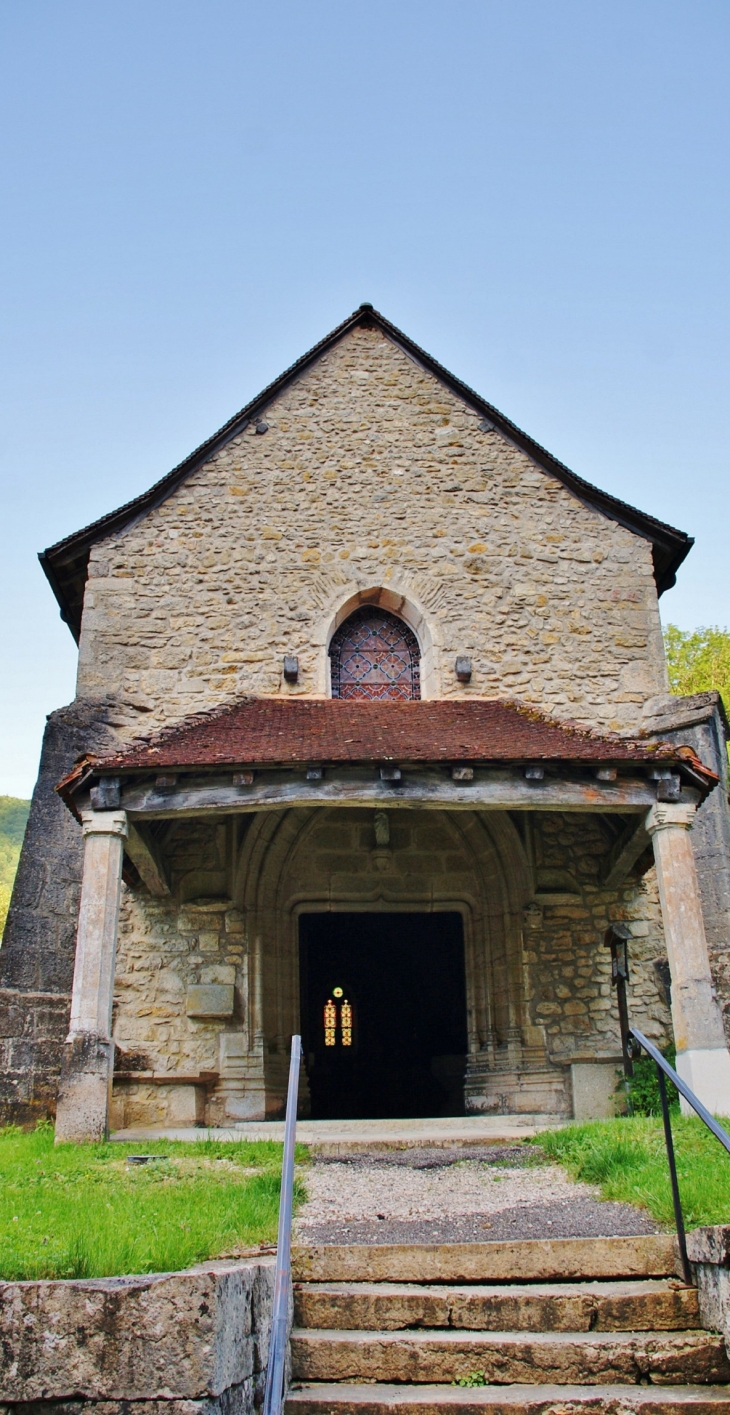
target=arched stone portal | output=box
[225,806,571,1121]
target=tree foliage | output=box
[663,624,730,708]
[0,797,31,941]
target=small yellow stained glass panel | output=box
[341,999,352,1046]
[324,998,337,1046]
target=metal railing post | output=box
[629,1026,730,1289]
[656,1065,691,1285]
[263,1035,301,1415]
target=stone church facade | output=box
[3,304,730,1139]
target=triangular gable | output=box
[40,304,693,640]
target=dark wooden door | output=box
[299,911,467,1119]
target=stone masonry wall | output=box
[76,325,668,737]
[0,701,119,1126]
[642,694,730,1048]
[524,814,671,1061]
[4,324,698,1127]
[110,805,672,1127]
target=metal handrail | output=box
[263,1035,301,1415]
[628,1027,730,1286]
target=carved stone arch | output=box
[234,807,313,1054]
[229,802,555,1118]
[321,585,439,697]
[329,606,421,700]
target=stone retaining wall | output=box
[0,1256,275,1413]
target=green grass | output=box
[0,1122,307,1281]
[536,1115,730,1230]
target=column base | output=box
[676,1046,730,1118]
[54,1033,113,1143]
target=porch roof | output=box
[61,696,718,794]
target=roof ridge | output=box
[39,305,692,639]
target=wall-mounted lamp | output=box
[283,656,299,683]
[455,656,472,682]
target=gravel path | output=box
[294,1146,658,1244]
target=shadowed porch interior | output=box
[299,911,467,1120]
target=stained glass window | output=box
[329,607,421,700]
[324,998,337,1047]
[323,991,354,1047]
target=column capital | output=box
[645,801,696,836]
[80,809,128,840]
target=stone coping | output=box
[0,1255,275,1403]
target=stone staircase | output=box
[287,1236,730,1414]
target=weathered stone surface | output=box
[688,1228,730,1269]
[291,1237,679,1285]
[0,701,119,1126]
[285,1384,730,1415]
[187,984,236,1018]
[0,1378,256,1415]
[11,323,725,1131]
[289,1327,730,1387]
[110,801,674,1128]
[293,1279,699,1334]
[643,694,730,1048]
[646,803,730,1117]
[686,1226,730,1349]
[77,327,667,733]
[0,1258,274,1402]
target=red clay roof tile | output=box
[87,696,716,780]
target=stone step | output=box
[290,1328,730,1387]
[292,1237,678,1285]
[294,1279,700,1333]
[286,1384,730,1415]
[112,1116,566,1148]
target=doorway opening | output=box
[299,911,467,1119]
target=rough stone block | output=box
[0,1257,275,1402]
[571,1063,619,1121]
[187,985,235,1018]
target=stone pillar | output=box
[646,802,730,1116]
[54,810,127,1143]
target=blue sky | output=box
[1,1,728,797]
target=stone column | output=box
[55,810,127,1143]
[646,802,730,1116]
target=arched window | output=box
[329,607,421,700]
